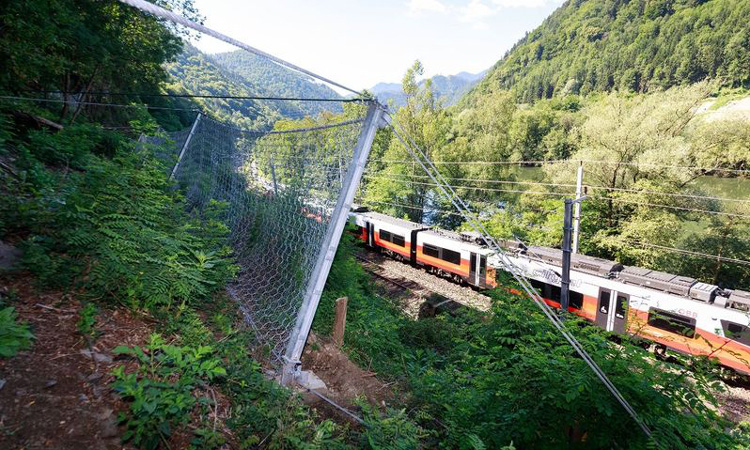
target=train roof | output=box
[357,211,426,230]
[525,246,623,277]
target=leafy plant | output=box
[112,334,226,450]
[0,306,34,357]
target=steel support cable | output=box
[384,114,653,438]
[0,95,201,112]
[117,0,362,96]
[22,90,361,103]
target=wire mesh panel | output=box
[172,115,366,361]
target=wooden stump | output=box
[333,297,348,347]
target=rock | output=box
[86,372,103,382]
[0,241,21,269]
[80,349,112,363]
[79,394,89,404]
[0,379,5,390]
[44,379,57,388]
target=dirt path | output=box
[0,274,151,450]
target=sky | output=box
[191,0,565,92]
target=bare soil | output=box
[0,273,152,450]
[301,333,395,414]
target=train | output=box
[349,207,750,374]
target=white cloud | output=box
[407,0,447,14]
[460,0,496,29]
[492,0,562,8]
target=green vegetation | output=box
[465,0,750,104]
[364,67,750,289]
[0,306,33,357]
[316,235,750,449]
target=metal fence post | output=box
[281,102,384,385]
[170,112,202,180]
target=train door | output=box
[612,292,629,334]
[469,253,478,286]
[595,289,629,333]
[595,289,611,329]
[366,222,375,247]
[479,255,487,288]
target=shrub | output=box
[0,306,34,357]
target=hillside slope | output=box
[466,0,750,104]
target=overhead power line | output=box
[368,172,750,204]
[609,239,750,267]
[117,0,363,96]
[363,175,574,196]
[382,158,750,174]
[600,197,750,219]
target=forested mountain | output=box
[165,46,343,129]
[465,0,750,104]
[210,50,343,116]
[372,70,485,107]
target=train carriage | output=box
[504,246,750,374]
[349,208,750,374]
[415,229,497,289]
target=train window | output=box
[442,248,462,265]
[721,321,750,346]
[380,230,392,242]
[598,290,611,315]
[424,243,440,258]
[615,295,628,319]
[550,285,561,302]
[391,234,405,247]
[530,279,547,297]
[647,308,696,338]
[570,291,584,309]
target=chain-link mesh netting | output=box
[170,115,366,361]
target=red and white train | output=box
[349,208,750,374]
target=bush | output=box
[0,306,34,357]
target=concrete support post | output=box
[281,102,384,385]
[561,199,573,313]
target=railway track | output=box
[355,251,491,313]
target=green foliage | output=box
[359,400,427,450]
[0,306,34,357]
[76,302,99,341]
[3,121,237,310]
[112,334,226,450]
[315,239,748,449]
[465,0,750,104]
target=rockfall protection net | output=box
[168,114,367,361]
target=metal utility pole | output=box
[170,112,202,180]
[561,195,586,312]
[572,161,583,254]
[282,102,385,385]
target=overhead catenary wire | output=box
[384,114,653,438]
[117,0,363,96]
